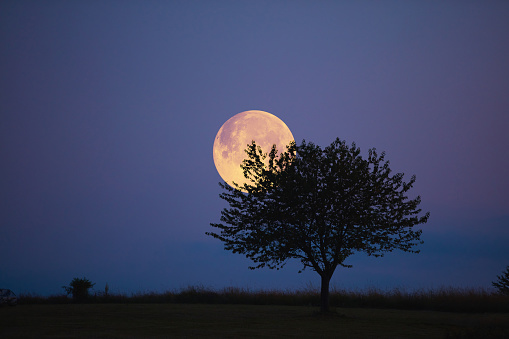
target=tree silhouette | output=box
[62,277,95,303]
[208,138,429,313]
[492,266,509,295]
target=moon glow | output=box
[213,110,295,192]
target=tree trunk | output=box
[320,274,331,313]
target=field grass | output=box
[18,285,509,313]
[2,303,509,338]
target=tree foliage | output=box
[492,266,509,296]
[62,277,95,303]
[207,138,429,312]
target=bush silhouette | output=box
[62,277,95,303]
[492,266,509,296]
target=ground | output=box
[1,304,508,338]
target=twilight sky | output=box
[1,1,508,296]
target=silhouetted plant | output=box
[208,138,429,313]
[62,277,95,303]
[492,266,509,296]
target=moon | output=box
[213,110,295,192]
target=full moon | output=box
[213,110,295,191]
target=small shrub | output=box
[62,277,95,303]
[492,266,509,296]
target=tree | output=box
[207,138,429,313]
[492,266,509,295]
[62,277,95,303]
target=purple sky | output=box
[1,1,508,296]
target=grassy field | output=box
[18,285,509,313]
[1,303,509,338]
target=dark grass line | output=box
[17,285,509,313]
